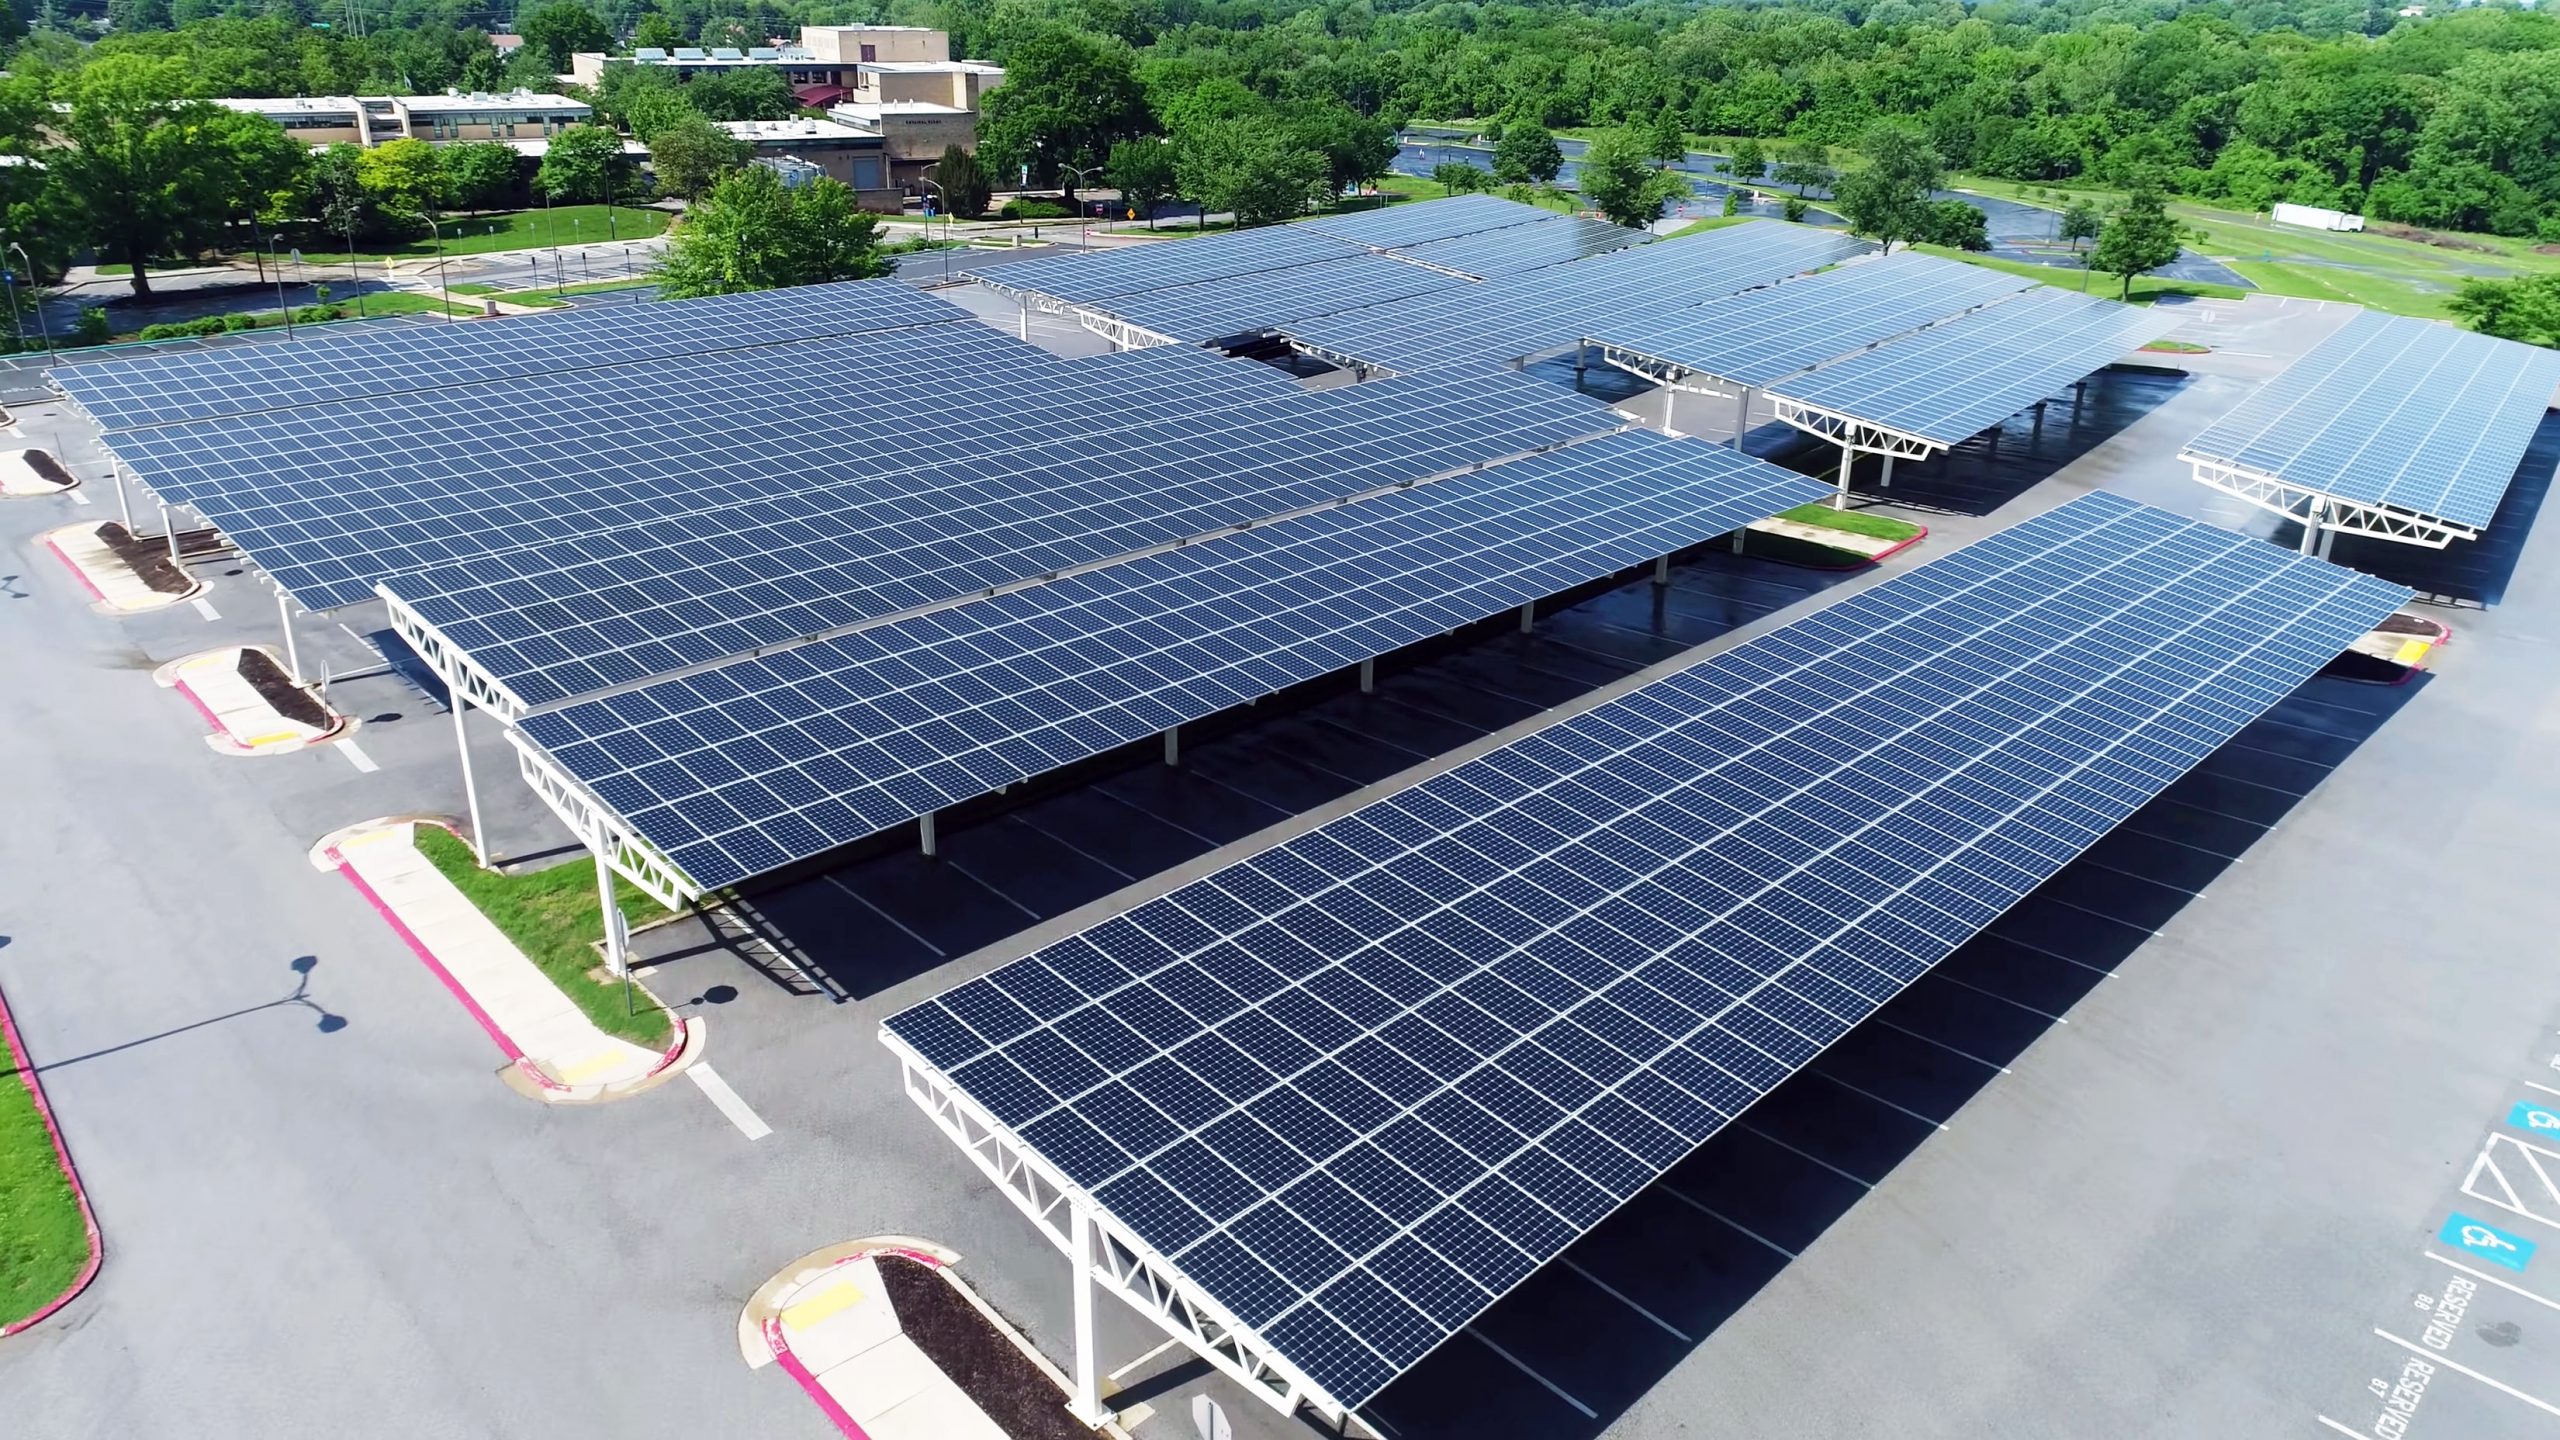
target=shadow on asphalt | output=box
[1802,365,2195,517]
[1346,668,2427,1440]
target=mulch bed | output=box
[236,647,337,730]
[22,450,74,489]
[877,1255,1097,1440]
[94,521,217,595]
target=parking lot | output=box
[10,286,2560,1440]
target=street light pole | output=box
[1063,162,1102,250]
[266,235,295,338]
[8,244,53,353]
[917,176,951,284]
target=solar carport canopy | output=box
[1397,215,1647,281]
[1765,287,2180,448]
[969,224,1369,305]
[390,369,1616,709]
[51,278,966,432]
[880,491,2407,1413]
[1284,220,1870,376]
[2179,309,2560,532]
[1087,253,1471,345]
[1294,194,1556,250]
[1592,250,2037,388]
[516,428,1829,888]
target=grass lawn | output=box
[493,276,660,301]
[1776,501,1922,542]
[0,1066,87,1329]
[1667,215,1759,239]
[413,826,674,1048]
[2143,338,2211,353]
[292,205,671,263]
[1908,242,2250,305]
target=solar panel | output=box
[519,429,1828,886]
[1592,250,2037,388]
[393,369,1619,707]
[1396,216,1647,281]
[880,490,2408,1410]
[2179,310,2560,530]
[117,325,1289,611]
[1061,343,1306,397]
[52,279,966,432]
[1297,194,1556,251]
[1286,220,1869,376]
[1765,287,2180,447]
[1089,254,1472,344]
[968,226,1370,306]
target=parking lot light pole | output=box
[265,235,295,338]
[12,245,52,354]
[423,215,456,322]
[1063,162,1103,251]
[917,176,951,284]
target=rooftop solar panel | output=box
[51,280,965,432]
[1296,194,1556,251]
[115,325,1288,611]
[1592,250,2038,388]
[519,429,1827,887]
[969,226,1370,306]
[1286,220,1869,376]
[393,370,1619,707]
[2178,309,2560,530]
[1766,286,2180,447]
[1062,343,1307,397]
[1396,216,1648,281]
[1090,254,1472,344]
[881,490,2407,1411]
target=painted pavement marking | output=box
[191,596,219,621]
[688,1062,772,1139]
[336,739,379,773]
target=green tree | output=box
[2060,199,2104,253]
[683,67,795,122]
[623,83,700,144]
[359,137,446,222]
[2450,274,2560,346]
[1290,101,1397,200]
[645,113,744,200]
[1772,139,1834,197]
[1647,106,1686,167]
[306,142,378,244]
[978,28,1150,198]
[658,165,886,296]
[1107,136,1177,226]
[49,55,300,298]
[1576,127,1688,228]
[538,122,629,204]
[1174,118,1325,227]
[440,140,520,214]
[1916,197,1990,250]
[631,10,681,49]
[1832,120,1944,254]
[932,142,991,219]
[515,0,610,72]
[2091,188,2187,299]
[1492,121,1563,185]
[1782,194,1809,223]
[1728,137,1766,183]
[1433,160,1488,195]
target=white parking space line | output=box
[2524,1080,2560,1100]
[688,1063,772,1139]
[67,488,89,506]
[2373,1328,2560,1420]
[336,739,379,773]
[2315,1415,2365,1437]
[2425,1251,2560,1314]
[191,596,220,621]
[1464,1329,1596,1419]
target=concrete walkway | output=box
[320,822,701,1101]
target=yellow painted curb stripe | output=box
[555,1049,631,1084]
[243,730,303,747]
[2393,638,2433,664]
[781,1279,863,1331]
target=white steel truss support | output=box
[978,279,1079,319]
[1287,338,1400,379]
[277,588,304,683]
[2182,456,2475,550]
[885,1038,1354,1430]
[1074,309,1180,351]
[379,589,531,720]
[506,731,700,909]
[452,686,489,865]
[1769,396,1942,463]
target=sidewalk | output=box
[320,823,702,1101]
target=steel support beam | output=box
[1653,554,1671,586]
[1164,727,1180,767]
[1734,387,1751,451]
[1836,443,1855,511]
[1358,657,1374,693]
[276,588,303,683]
[1518,602,1535,633]
[1878,453,1895,491]
[920,811,938,857]
[452,688,488,864]
[593,844,629,977]
[2182,455,2473,550]
[1069,1204,1110,1426]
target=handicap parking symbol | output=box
[2507,1100,2560,1138]
[2443,1212,2538,1272]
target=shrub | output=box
[997,197,1071,220]
[291,304,346,323]
[222,313,258,331]
[137,315,232,340]
[1783,195,1809,222]
[72,307,112,345]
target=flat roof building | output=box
[212,91,591,148]
[712,117,898,208]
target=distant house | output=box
[489,33,525,54]
[713,118,898,209]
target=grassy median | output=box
[413,826,675,1048]
[0,1065,87,1329]
[1777,501,1923,542]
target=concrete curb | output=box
[0,975,103,1338]
[41,521,203,611]
[151,647,348,756]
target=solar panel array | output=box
[1593,251,2037,388]
[52,279,966,432]
[881,491,2408,1409]
[121,325,1298,610]
[1062,345,1304,397]
[1766,286,2180,446]
[1286,220,1871,376]
[391,370,1619,707]
[2178,309,2560,529]
[1398,216,1648,281]
[968,225,1369,306]
[520,429,1828,887]
[1296,194,1556,251]
[1091,254,1472,344]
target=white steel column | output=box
[920,811,938,857]
[1733,387,1753,450]
[276,589,303,682]
[1068,1203,1110,1425]
[113,463,133,529]
[451,687,488,864]
[1518,602,1535,632]
[1164,727,1180,766]
[594,844,630,977]
[2300,499,2324,555]
[1836,443,1856,510]
[1019,295,1029,340]
[2318,522,2338,560]
[1653,554,1671,585]
[161,503,181,562]
[1878,454,1896,490]
[1358,657,1374,693]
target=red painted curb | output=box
[327,844,530,1065]
[168,672,234,743]
[0,976,103,1338]
[764,1315,874,1440]
[42,534,108,604]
